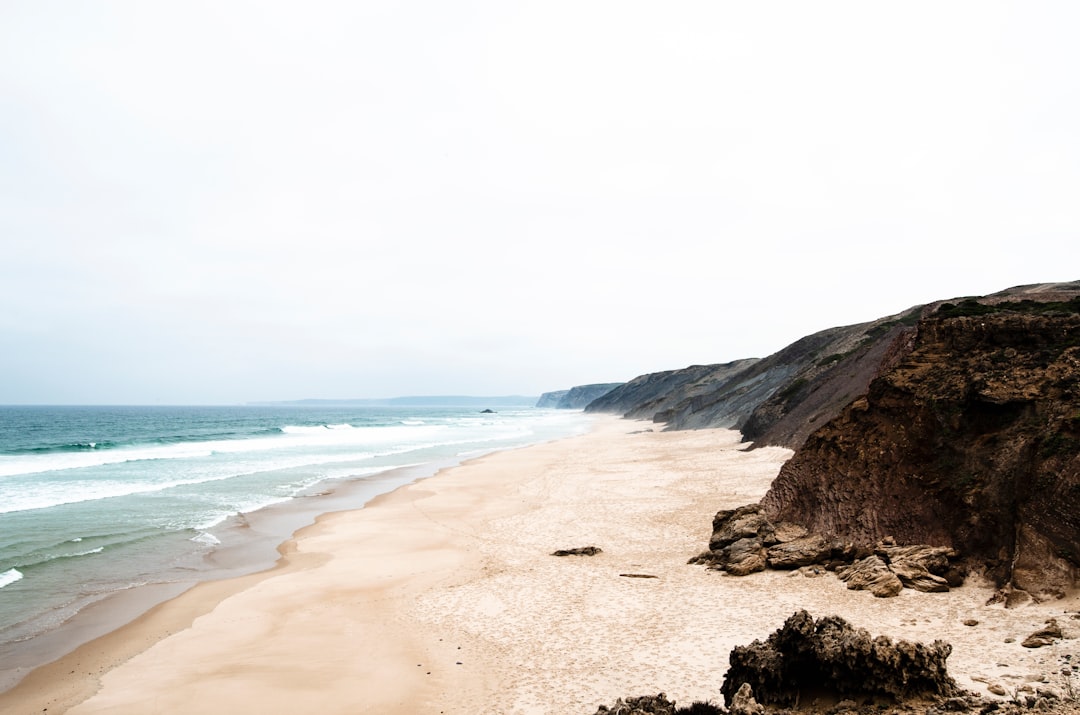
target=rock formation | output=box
[585,309,928,448]
[592,693,722,715]
[536,383,624,409]
[761,297,1080,599]
[720,611,960,708]
[691,504,962,597]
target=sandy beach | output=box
[2,416,1076,714]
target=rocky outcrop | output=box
[761,300,1080,599]
[536,383,624,409]
[592,694,722,715]
[692,504,962,597]
[720,611,960,708]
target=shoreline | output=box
[3,417,1076,714]
[0,434,570,702]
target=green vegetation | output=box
[777,377,808,405]
[1039,432,1080,459]
[816,353,846,367]
[937,296,1080,318]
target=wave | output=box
[0,420,536,514]
[0,420,458,480]
[0,568,24,588]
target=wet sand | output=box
[2,416,1076,714]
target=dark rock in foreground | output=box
[720,610,960,708]
[593,693,722,715]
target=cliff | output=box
[536,383,624,409]
[586,311,926,449]
[761,296,1080,599]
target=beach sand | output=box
[2,416,1076,714]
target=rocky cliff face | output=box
[586,311,925,449]
[584,360,759,423]
[536,383,624,409]
[761,300,1080,599]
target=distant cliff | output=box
[586,310,925,450]
[536,383,624,409]
[762,295,1080,599]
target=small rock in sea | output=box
[964,619,979,626]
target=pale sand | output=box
[4,416,1077,714]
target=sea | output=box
[0,402,592,688]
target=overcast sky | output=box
[1,2,1077,404]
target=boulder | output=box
[593,693,677,715]
[709,505,774,552]
[836,555,903,598]
[724,537,767,576]
[889,561,951,593]
[728,683,764,715]
[877,544,956,575]
[1022,619,1064,648]
[766,533,835,569]
[720,610,960,708]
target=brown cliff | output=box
[761,300,1080,599]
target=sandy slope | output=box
[4,417,1076,714]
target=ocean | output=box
[0,403,591,685]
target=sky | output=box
[1,1,1077,405]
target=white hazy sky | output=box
[1,2,1077,404]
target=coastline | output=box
[0,457,457,700]
[2,416,1076,714]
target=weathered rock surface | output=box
[723,537,768,576]
[728,683,764,715]
[694,504,959,597]
[1021,618,1064,648]
[551,546,602,557]
[762,297,1080,599]
[708,505,774,551]
[536,383,624,409]
[765,534,834,570]
[836,555,904,598]
[593,693,679,715]
[592,693,722,715]
[720,610,961,708]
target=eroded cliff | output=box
[761,302,1080,599]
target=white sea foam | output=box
[71,547,104,557]
[190,532,221,546]
[0,568,24,588]
[0,423,432,479]
[0,416,553,516]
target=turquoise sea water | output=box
[0,403,591,665]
